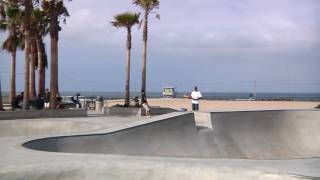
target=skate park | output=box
[1,109,320,179]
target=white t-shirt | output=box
[191,91,202,104]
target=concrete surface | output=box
[0,109,87,120]
[24,110,320,160]
[105,106,176,117]
[1,110,320,179]
[0,119,103,137]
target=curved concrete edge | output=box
[104,107,177,117]
[2,110,320,179]
[201,109,320,113]
[0,119,105,137]
[22,112,190,149]
[0,109,88,120]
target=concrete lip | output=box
[0,119,104,137]
[1,110,320,179]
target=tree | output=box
[0,1,23,105]
[133,0,159,102]
[42,0,70,109]
[0,76,3,111]
[111,12,140,107]
[37,39,47,96]
[29,38,37,100]
[22,0,33,110]
[29,7,48,100]
[26,7,48,97]
[0,0,6,111]
[32,8,48,96]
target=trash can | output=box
[95,96,104,112]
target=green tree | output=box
[0,0,23,105]
[29,8,48,100]
[111,12,140,107]
[32,8,48,97]
[22,0,33,110]
[42,0,70,109]
[29,38,37,100]
[0,0,6,111]
[133,0,159,102]
[0,76,3,111]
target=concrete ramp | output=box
[0,120,103,137]
[24,110,320,159]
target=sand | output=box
[107,98,320,111]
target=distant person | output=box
[142,98,151,118]
[44,89,50,109]
[72,93,81,108]
[12,92,24,109]
[56,94,65,109]
[190,86,202,111]
[133,96,139,107]
[141,91,151,117]
[34,95,44,110]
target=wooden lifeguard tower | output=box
[162,87,176,98]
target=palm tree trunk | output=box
[50,1,59,109]
[29,40,37,100]
[141,10,148,102]
[23,40,30,110]
[9,49,16,105]
[0,76,4,111]
[124,27,132,107]
[37,39,45,96]
[22,0,32,110]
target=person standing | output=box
[44,89,50,109]
[72,93,81,108]
[190,86,202,111]
[141,90,151,117]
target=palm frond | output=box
[111,12,140,28]
[133,0,159,13]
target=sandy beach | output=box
[107,98,320,111]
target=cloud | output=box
[1,0,319,92]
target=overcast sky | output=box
[1,0,320,93]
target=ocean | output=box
[59,92,320,101]
[2,92,320,103]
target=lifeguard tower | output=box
[162,87,176,98]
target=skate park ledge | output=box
[0,109,87,120]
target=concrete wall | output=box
[0,109,87,120]
[0,119,102,137]
[104,107,176,117]
[104,107,140,117]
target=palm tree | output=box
[133,0,159,102]
[29,7,47,100]
[0,1,6,111]
[0,1,22,105]
[22,0,33,110]
[29,38,37,100]
[42,0,69,109]
[111,12,140,107]
[37,39,47,96]
[32,8,48,97]
[0,76,3,111]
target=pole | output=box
[254,80,257,100]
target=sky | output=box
[0,0,320,93]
